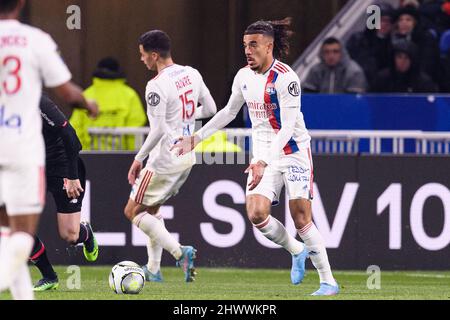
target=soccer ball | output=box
[109,261,145,294]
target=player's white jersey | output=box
[144,64,211,174]
[231,59,310,161]
[0,20,72,165]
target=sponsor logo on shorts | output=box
[287,165,310,182]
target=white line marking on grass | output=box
[404,273,450,278]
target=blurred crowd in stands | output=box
[303,0,450,94]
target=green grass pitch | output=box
[1,267,450,300]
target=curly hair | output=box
[244,17,294,61]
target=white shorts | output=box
[0,163,45,216]
[246,149,314,205]
[130,167,192,207]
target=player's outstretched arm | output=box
[35,31,99,118]
[171,101,241,156]
[172,72,245,156]
[51,82,99,118]
[196,93,217,120]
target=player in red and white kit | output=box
[172,19,339,296]
[123,30,217,283]
[0,0,97,300]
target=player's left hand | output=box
[245,160,267,191]
[128,160,143,185]
[64,178,84,199]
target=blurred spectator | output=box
[441,56,450,91]
[440,29,450,55]
[440,42,450,91]
[418,0,450,37]
[347,3,395,89]
[443,0,450,16]
[391,5,441,82]
[303,37,367,94]
[372,42,438,93]
[70,57,146,150]
[402,0,420,8]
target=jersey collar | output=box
[261,59,277,76]
[159,64,176,74]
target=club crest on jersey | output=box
[288,82,300,97]
[147,92,160,107]
[265,83,276,95]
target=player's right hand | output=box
[64,178,84,199]
[128,160,143,185]
[170,135,200,156]
[245,161,267,191]
[86,100,99,118]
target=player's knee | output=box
[291,208,311,229]
[292,215,311,230]
[290,200,312,229]
[246,195,271,224]
[247,206,269,225]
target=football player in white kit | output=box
[0,0,98,300]
[123,30,217,283]
[172,19,339,296]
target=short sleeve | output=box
[276,72,301,109]
[145,80,168,117]
[35,32,72,88]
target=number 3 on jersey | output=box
[180,89,195,121]
[2,56,22,95]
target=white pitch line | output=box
[404,273,450,279]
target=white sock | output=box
[133,212,182,260]
[298,222,336,286]
[0,226,10,252]
[0,231,34,293]
[10,264,34,300]
[146,213,164,274]
[0,227,10,295]
[254,216,304,255]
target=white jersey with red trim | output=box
[232,59,310,161]
[144,64,211,174]
[0,20,72,165]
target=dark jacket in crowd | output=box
[347,29,393,89]
[419,0,450,36]
[303,46,367,94]
[372,42,438,93]
[440,54,450,92]
[392,6,442,82]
